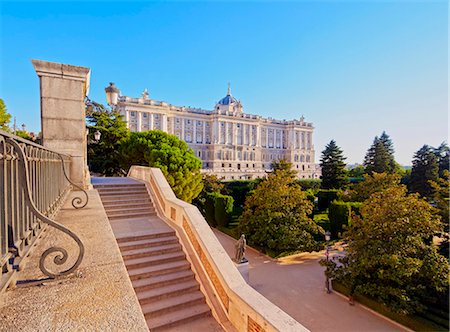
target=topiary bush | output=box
[328,201,350,237]
[214,193,234,227]
[205,192,217,226]
[317,189,341,211]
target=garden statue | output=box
[234,234,248,263]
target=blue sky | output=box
[0,1,447,165]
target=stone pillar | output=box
[202,121,206,143]
[32,59,91,189]
[150,113,154,130]
[181,119,185,140]
[125,110,130,128]
[193,122,197,143]
[162,114,168,132]
[137,112,142,132]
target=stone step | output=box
[119,236,179,251]
[107,211,157,221]
[141,290,205,316]
[128,260,191,281]
[125,252,185,270]
[105,206,156,214]
[104,203,155,212]
[98,190,148,196]
[100,194,150,201]
[102,201,152,209]
[117,231,176,244]
[106,208,157,218]
[145,303,211,331]
[137,279,199,304]
[96,185,146,192]
[94,183,144,189]
[122,243,182,260]
[131,270,195,292]
[101,197,151,205]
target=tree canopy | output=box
[363,132,398,174]
[342,172,401,202]
[409,145,439,198]
[320,140,347,189]
[119,130,203,203]
[434,142,449,178]
[86,105,129,176]
[238,168,322,255]
[0,99,11,131]
[329,186,448,314]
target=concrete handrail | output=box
[128,166,309,332]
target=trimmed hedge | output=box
[331,280,448,332]
[214,193,234,227]
[205,192,217,226]
[222,180,258,207]
[328,201,363,237]
[295,179,321,190]
[204,192,234,227]
[317,189,340,211]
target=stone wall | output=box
[128,165,309,332]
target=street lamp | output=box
[325,230,331,294]
[94,130,101,142]
[104,82,119,106]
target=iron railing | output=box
[0,130,87,291]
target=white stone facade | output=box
[117,87,317,180]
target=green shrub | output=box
[203,192,234,227]
[205,192,217,226]
[328,201,363,236]
[223,180,258,207]
[331,280,448,332]
[317,189,340,211]
[295,179,321,190]
[328,201,350,237]
[214,193,234,227]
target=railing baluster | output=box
[0,130,88,289]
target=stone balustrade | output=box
[128,166,309,332]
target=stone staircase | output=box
[95,180,219,331]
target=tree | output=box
[409,145,439,198]
[320,140,347,189]
[271,159,297,178]
[86,104,129,176]
[119,130,203,203]
[0,99,11,131]
[193,174,225,217]
[328,186,449,314]
[430,170,450,258]
[434,142,449,178]
[238,169,322,255]
[342,172,401,202]
[348,165,365,178]
[363,132,398,174]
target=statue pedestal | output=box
[234,261,249,283]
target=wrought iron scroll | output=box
[6,138,85,278]
[57,154,89,209]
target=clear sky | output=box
[0,1,447,165]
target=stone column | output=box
[224,122,228,145]
[125,111,130,128]
[193,121,197,143]
[162,114,168,132]
[137,112,142,132]
[256,125,261,147]
[150,113,154,130]
[202,121,206,144]
[32,59,91,189]
[181,119,185,140]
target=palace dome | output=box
[217,84,238,105]
[218,94,238,105]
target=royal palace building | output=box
[117,86,317,180]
